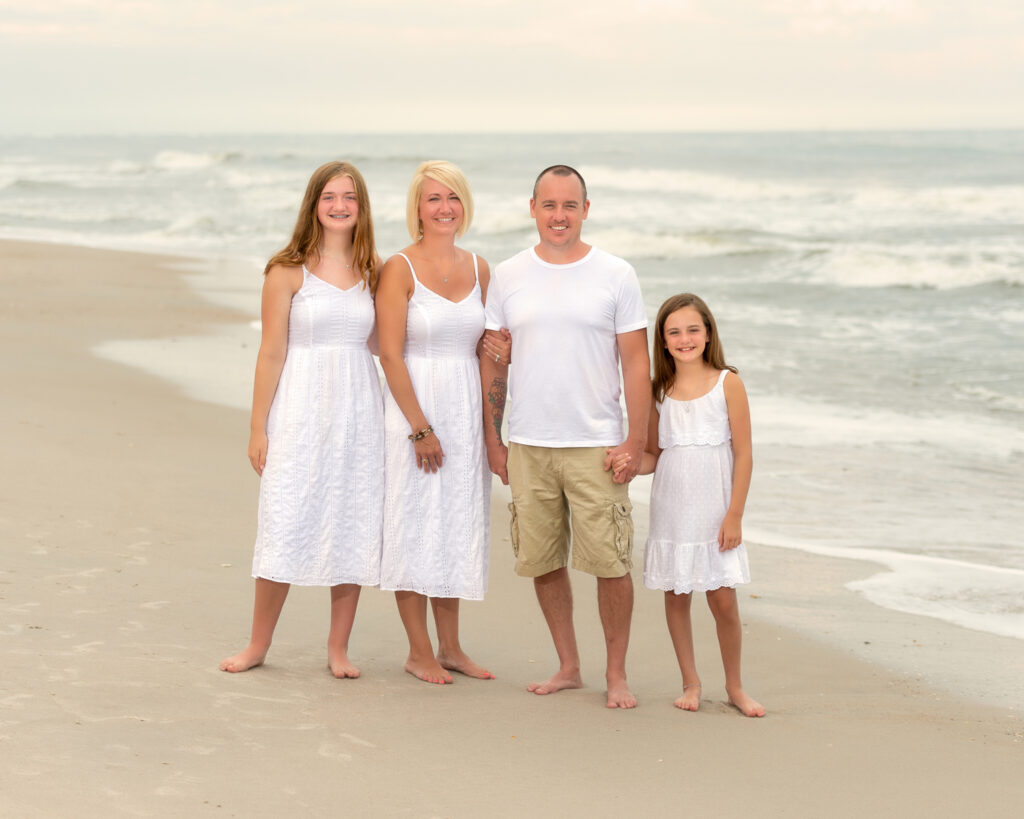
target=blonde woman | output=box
[376,160,509,684]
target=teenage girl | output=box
[221,161,384,677]
[615,293,764,716]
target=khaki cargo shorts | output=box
[507,443,634,579]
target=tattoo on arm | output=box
[487,377,507,443]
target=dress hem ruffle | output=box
[252,573,381,588]
[378,581,485,601]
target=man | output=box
[481,165,650,709]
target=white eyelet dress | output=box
[380,253,490,600]
[644,369,751,594]
[251,267,384,586]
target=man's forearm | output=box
[480,355,508,446]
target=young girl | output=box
[220,161,384,677]
[618,293,764,716]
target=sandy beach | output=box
[1,239,1021,818]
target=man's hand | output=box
[604,438,643,484]
[486,441,509,485]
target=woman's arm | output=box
[248,264,301,475]
[375,254,445,472]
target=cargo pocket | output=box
[508,502,520,557]
[612,502,634,562]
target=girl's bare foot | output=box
[327,646,360,679]
[405,656,453,685]
[527,669,583,695]
[437,650,494,680]
[727,686,765,717]
[606,676,638,709]
[674,683,701,711]
[219,644,267,673]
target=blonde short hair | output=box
[406,160,474,239]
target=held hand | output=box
[414,432,445,473]
[248,432,268,476]
[608,452,632,482]
[480,328,512,366]
[604,439,643,484]
[486,441,509,485]
[718,513,743,551]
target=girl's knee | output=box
[706,587,738,617]
[664,590,693,611]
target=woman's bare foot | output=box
[405,656,453,685]
[606,676,637,709]
[674,683,701,711]
[727,686,765,717]
[437,650,494,680]
[327,646,360,679]
[219,644,267,673]
[527,669,583,695]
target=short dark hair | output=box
[532,164,587,202]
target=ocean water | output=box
[3,131,1022,640]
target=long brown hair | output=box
[652,293,737,402]
[264,161,379,292]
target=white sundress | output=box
[380,253,490,600]
[252,267,384,586]
[644,369,751,594]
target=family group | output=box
[219,160,764,718]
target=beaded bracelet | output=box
[408,425,434,441]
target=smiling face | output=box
[418,177,464,237]
[316,174,359,234]
[530,171,590,254]
[662,305,710,366]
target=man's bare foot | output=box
[605,676,637,709]
[327,646,360,679]
[527,669,583,695]
[404,657,453,685]
[219,645,267,673]
[674,683,701,711]
[437,650,494,680]
[727,687,765,717]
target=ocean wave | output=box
[771,243,1024,289]
[159,214,224,237]
[750,395,1024,461]
[582,164,1024,236]
[152,150,242,171]
[583,164,815,201]
[850,184,1024,224]
[746,530,1024,641]
[106,159,146,175]
[587,227,761,259]
[953,385,1024,414]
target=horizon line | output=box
[5,125,1024,139]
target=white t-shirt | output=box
[484,246,648,447]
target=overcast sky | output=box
[2,0,1021,134]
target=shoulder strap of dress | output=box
[472,253,479,283]
[717,369,729,386]
[301,264,311,281]
[396,252,420,284]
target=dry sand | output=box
[1,240,1021,817]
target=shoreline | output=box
[2,239,1021,816]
